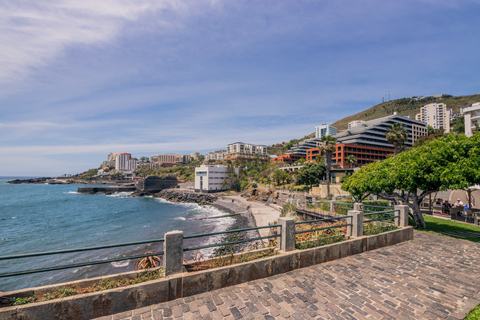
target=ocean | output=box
[0,177,234,292]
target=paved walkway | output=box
[95,232,480,320]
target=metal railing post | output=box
[164,230,184,275]
[394,205,409,227]
[279,217,295,252]
[348,210,363,238]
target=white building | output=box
[204,150,227,162]
[315,124,338,139]
[115,153,138,174]
[226,142,269,161]
[191,152,201,159]
[194,165,239,193]
[347,120,365,130]
[415,103,450,133]
[464,102,480,137]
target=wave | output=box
[174,217,186,221]
[111,260,130,268]
[64,191,78,194]
[106,192,133,198]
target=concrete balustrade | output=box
[164,230,184,275]
[330,200,337,213]
[348,210,364,238]
[279,217,296,252]
[395,205,409,227]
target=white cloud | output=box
[0,0,196,84]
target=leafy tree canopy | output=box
[342,133,480,228]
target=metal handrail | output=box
[184,235,279,252]
[0,251,164,278]
[0,238,165,261]
[295,216,352,225]
[295,224,352,235]
[363,210,397,216]
[183,225,281,239]
[364,216,399,223]
[362,204,393,209]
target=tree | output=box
[272,169,290,186]
[345,155,357,168]
[140,156,150,162]
[385,123,408,155]
[319,135,336,198]
[296,162,326,188]
[342,133,480,229]
[451,116,465,134]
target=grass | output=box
[465,304,480,319]
[411,215,480,243]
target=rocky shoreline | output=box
[144,189,260,255]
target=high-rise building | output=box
[415,103,450,133]
[463,102,480,137]
[315,124,338,139]
[115,153,138,173]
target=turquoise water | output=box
[0,177,233,292]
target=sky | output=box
[1,0,480,176]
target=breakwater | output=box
[78,186,136,194]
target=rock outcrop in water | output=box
[154,189,218,205]
[7,177,54,184]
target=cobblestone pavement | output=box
[95,232,480,320]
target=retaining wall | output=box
[0,227,413,320]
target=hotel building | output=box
[226,142,269,161]
[463,102,480,137]
[415,103,450,133]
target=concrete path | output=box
[95,232,480,320]
[225,196,280,238]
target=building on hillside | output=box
[204,150,227,162]
[415,103,450,133]
[336,114,427,149]
[348,120,365,130]
[107,152,130,162]
[115,153,138,174]
[150,154,191,164]
[190,152,201,159]
[306,144,394,167]
[226,142,269,161]
[273,138,323,165]
[194,165,239,193]
[315,124,338,139]
[102,160,115,167]
[463,102,480,137]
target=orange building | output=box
[306,144,393,167]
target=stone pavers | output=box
[94,232,480,319]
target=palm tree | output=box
[345,154,357,168]
[320,135,336,198]
[385,123,408,155]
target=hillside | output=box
[331,93,480,130]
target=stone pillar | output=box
[279,217,295,252]
[354,202,363,211]
[164,230,184,275]
[348,210,363,238]
[395,205,409,227]
[330,200,337,213]
[314,197,318,210]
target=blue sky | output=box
[1,0,480,176]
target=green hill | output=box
[331,93,480,130]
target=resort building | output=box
[204,150,227,162]
[226,142,269,161]
[150,154,191,164]
[274,138,323,165]
[463,102,480,137]
[315,124,338,139]
[306,144,393,167]
[415,103,450,133]
[348,120,365,130]
[335,114,427,150]
[194,165,239,193]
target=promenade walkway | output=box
[95,232,480,320]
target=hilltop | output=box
[331,93,480,130]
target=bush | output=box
[252,183,258,188]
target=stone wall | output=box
[136,177,178,193]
